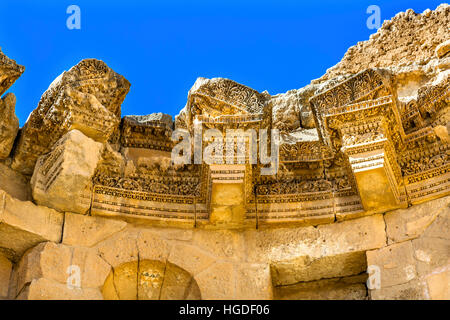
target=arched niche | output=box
[102,260,201,300]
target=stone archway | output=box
[102,260,201,300]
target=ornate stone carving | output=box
[11,59,130,174]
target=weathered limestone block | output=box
[31,130,104,214]
[0,48,25,96]
[384,196,450,244]
[274,274,368,300]
[270,91,301,131]
[0,253,12,299]
[12,59,130,174]
[136,229,171,262]
[0,93,19,159]
[167,243,216,276]
[96,230,139,268]
[235,263,273,300]
[13,242,72,294]
[366,241,417,288]
[13,242,110,299]
[17,278,103,300]
[0,161,31,201]
[271,251,367,286]
[244,215,386,285]
[367,201,449,300]
[0,190,63,261]
[194,261,235,300]
[62,212,127,247]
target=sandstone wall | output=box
[0,195,446,300]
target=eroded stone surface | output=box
[0,161,31,201]
[0,190,63,261]
[12,242,110,298]
[31,129,104,214]
[384,196,450,244]
[11,59,130,174]
[0,48,24,96]
[62,212,127,247]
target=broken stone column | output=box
[31,129,104,215]
[12,59,130,174]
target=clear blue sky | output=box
[1,0,444,126]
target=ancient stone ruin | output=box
[0,5,449,300]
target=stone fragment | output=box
[14,242,72,294]
[270,90,301,131]
[0,48,25,96]
[0,93,19,158]
[62,212,127,247]
[31,129,104,214]
[0,161,31,201]
[11,59,130,174]
[0,190,63,261]
[13,242,111,297]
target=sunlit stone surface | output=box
[0,5,449,300]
